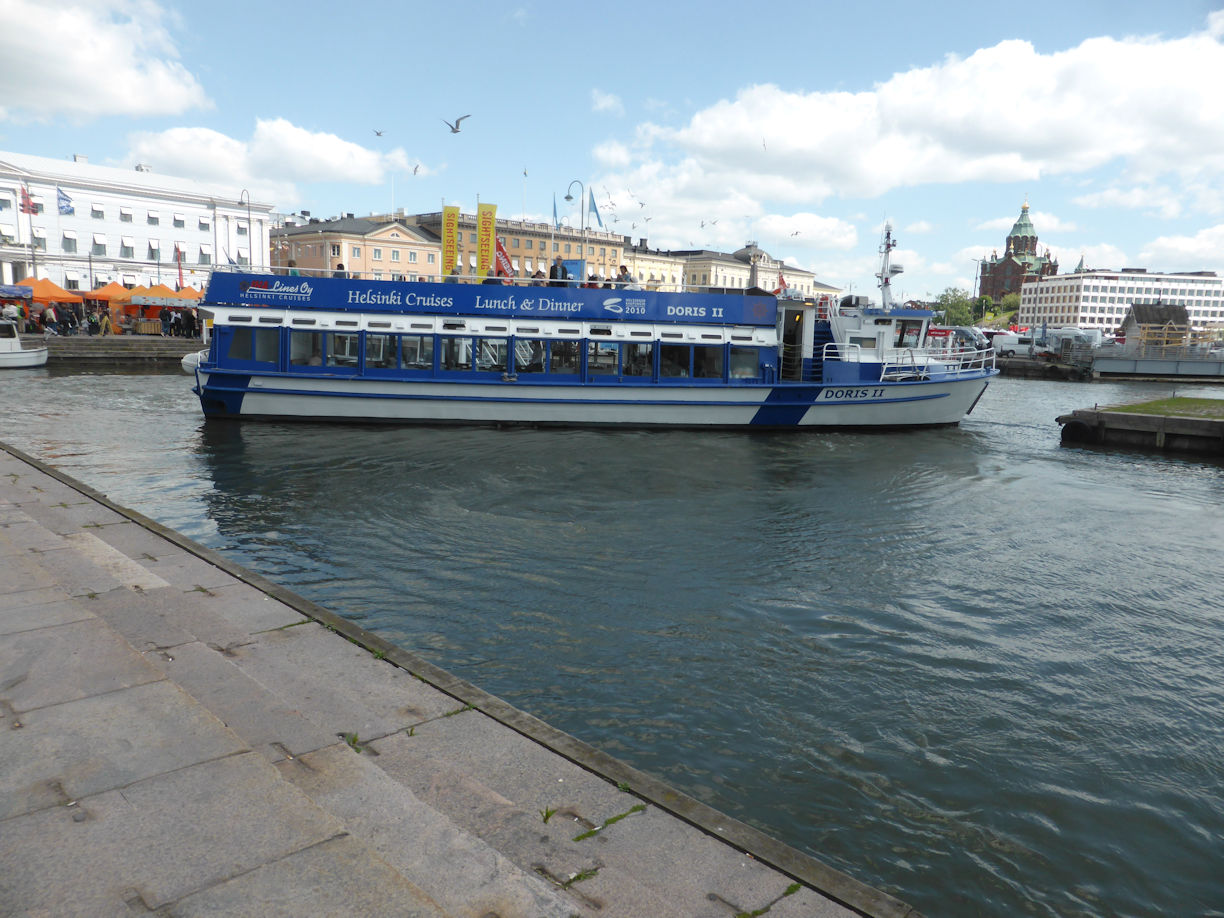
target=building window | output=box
[352,245,360,258]
[330,244,340,257]
[199,248,212,265]
[199,218,210,231]
[62,234,77,253]
[148,243,160,260]
[32,231,46,251]
[427,253,435,264]
[391,249,400,262]
[173,214,186,228]
[372,248,383,260]
[237,223,248,236]
[120,209,133,223]
[120,241,134,258]
[92,238,106,256]
[91,204,104,219]
[148,212,160,225]
[408,251,417,263]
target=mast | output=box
[876,222,903,311]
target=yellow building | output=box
[271,216,440,279]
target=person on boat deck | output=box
[444,264,461,283]
[286,260,301,276]
[2,301,19,324]
[482,268,502,285]
[548,256,568,288]
[616,265,634,287]
[333,263,349,279]
[585,273,600,289]
[530,269,546,286]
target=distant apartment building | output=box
[1019,268,1224,330]
[0,150,272,290]
[271,215,439,279]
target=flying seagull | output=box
[373,129,384,136]
[443,115,470,133]
[413,163,420,175]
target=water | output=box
[3,365,1222,918]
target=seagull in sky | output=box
[790,230,800,236]
[373,129,384,136]
[443,115,470,133]
[413,163,420,175]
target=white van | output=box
[992,334,1050,357]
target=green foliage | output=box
[935,287,973,326]
[973,296,993,321]
[1000,292,1021,314]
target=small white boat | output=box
[0,319,48,368]
[181,348,208,374]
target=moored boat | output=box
[192,230,996,429]
[0,320,48,368]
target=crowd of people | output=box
[0,298,201,338]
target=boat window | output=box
[623,342,653,377]
[514,338,546,373]
[729,346,760,379]
[439,336,473,371]
[693,345,724,379]
[252,328,279,364]
[326,333,361,368]
[660,343,690,377]
[587,341,619,376]
[549,340,580,374]
[894,320,923,348]
[399,334,433,370]
[850,336,876,349]
[224,327,280,366]
[476,338,508,372]
[289,330,324,366]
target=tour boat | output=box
[0,320,48,368]
[192,232,996,428]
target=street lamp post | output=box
[564,180,585,283]
[239,190,252,269]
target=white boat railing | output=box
[823,342,995,380]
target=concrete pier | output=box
[0,441,917,917]
[20,332,202,363]
[1057,408,1224,455]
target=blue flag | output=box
[588,189,603,229]
[552,194,560,230]
[57,186,74,215]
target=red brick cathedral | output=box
[978,202,1058,302]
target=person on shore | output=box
[159,306,172,337]
[182,307,197,339]
[42,304,59,336]
[98,309,112,336]
[3,301,21,326]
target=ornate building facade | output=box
[978,202,1058,302]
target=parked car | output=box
[992,334,1051,358]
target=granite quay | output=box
[19,332,203,363]
[0,441,918,918]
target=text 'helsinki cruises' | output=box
[191,233,997,429]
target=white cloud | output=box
[0,0,209,122]
[1073,185,1183,219]
[591,90,624,116]
[1139,224,1224,273]
[124,119,407,209]
[905,220,934,234]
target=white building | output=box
[1019,267,1224,331]
[0,151,273,291]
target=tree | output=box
[973,296,992,321]
[935,287,973,326]
[1000,292,1021,322]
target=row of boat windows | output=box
[222,327,765,380]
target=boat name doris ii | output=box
[192,254,996,428]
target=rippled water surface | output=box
[4,365,1223,917]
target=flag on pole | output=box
[588,189,603,229]
[552,194,560,230]
[772,271,788,295]
[56,186,74,215]
[175,245,184,288]
[494,236,513,280]
[19,184,35,214]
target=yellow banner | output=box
[442,206,459,277]
[476,203,497,275]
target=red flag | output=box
[176,245,184,288]
[771,271,788,295]
[19,184,35,214]
[494,236,513,282]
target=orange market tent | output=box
[16,277,84,305]
[85,281,128,302]
[177,285,202,300]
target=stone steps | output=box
[19,333,204,362]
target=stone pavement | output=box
[0,440,919,918]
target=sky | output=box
[3,0,1224,302]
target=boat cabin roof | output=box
[203,273,779,328]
